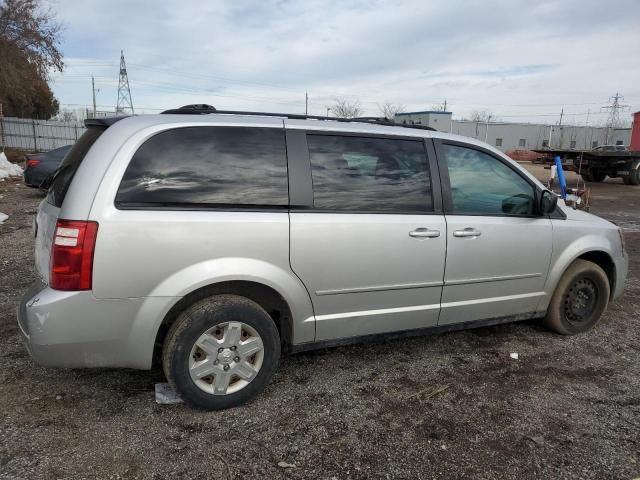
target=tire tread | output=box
[543,259,610,335]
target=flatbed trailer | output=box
[532,148,640,185]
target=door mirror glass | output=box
[539,190,558,215]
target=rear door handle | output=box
[409,228,440,238]
[453,228,482,238]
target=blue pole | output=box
[554,155,567,199]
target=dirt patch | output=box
[1,171,639,479]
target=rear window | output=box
[115,127,288,208]
[46,127,105,207]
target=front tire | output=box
[543,260,610,335]
[162,294,281,410]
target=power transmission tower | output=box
[602,93,628,143]
[116,50,134,114]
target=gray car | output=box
[18,105,628,410]
[23,145,72,189]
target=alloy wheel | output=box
[188,321,264,395]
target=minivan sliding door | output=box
[287,128,446,342]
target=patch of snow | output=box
[154,383,183,404]
[0,152,23,179]
[0,213,8,225]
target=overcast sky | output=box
[47,0,640,125]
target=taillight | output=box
[27,159,41,167]
[50,220,99,291]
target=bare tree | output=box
[331,98,363,119]
[56,109,77,122]
[469,110,492,122]
[378,102,405,121]
[0,0,63,118]
[0,0,63,76]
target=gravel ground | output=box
[1,165,639,480]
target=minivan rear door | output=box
[34,126,107,283]
[287,125,446,342]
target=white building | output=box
[394,111,632,151]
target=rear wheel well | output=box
[153,281,293,367]
[577,251,615,299]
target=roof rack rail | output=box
[160,104,437,131]
[161,104,217,114]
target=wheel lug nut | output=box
[231,346,237,351]
[223,365,230,371]
[213,359,218,365]
[218,347,224,353]
[234,356,240,362]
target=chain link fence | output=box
[0,116,86,152]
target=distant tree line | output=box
[0,0,62,119]
[330,98,406,120]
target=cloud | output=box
[47,0,640,123]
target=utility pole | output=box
[116,50,134,114]
[0,103,5,149]
[585,108,590,149]
[326,107,330,118]
[305,92,308,116]
[92,75,97,117]
[442,98,447,112]
[558,107,564,148]
[484,115,491,142]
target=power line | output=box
[52,69,640,114]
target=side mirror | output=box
[539,190,558,215]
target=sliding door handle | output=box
[453,228,482,238]
[409,228,440,238]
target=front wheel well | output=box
[152,281,293,367]
[576,251,616,299]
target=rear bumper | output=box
[23,170,47,188]
[17,280,168,370]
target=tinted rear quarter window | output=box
[46,127,105,207]
[116,127,288,207]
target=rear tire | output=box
[543,260,610,335]
[580,171,593,182]
[162,294,281,410]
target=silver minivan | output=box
[18,105,628,410]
